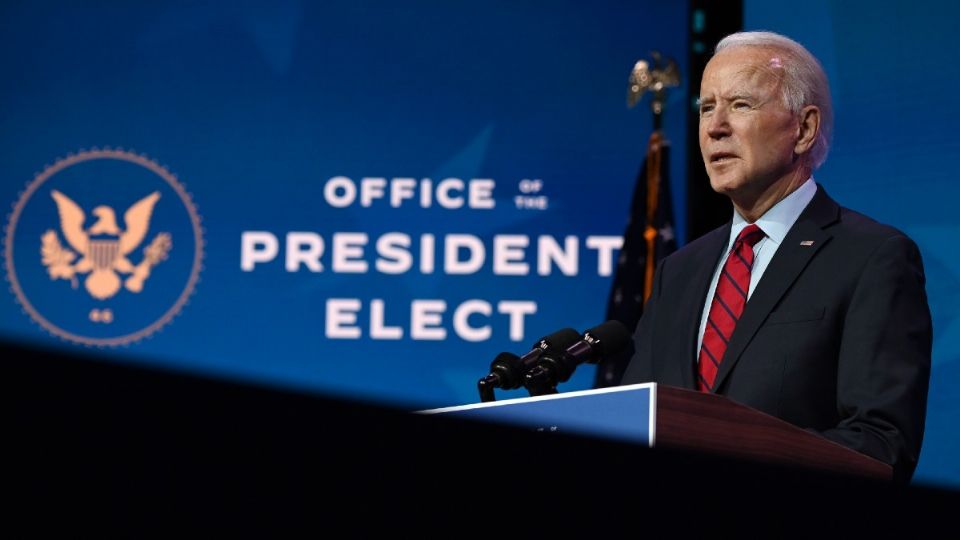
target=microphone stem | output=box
[478,374,499,402]
[524,369,556,397]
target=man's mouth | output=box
[709,152,738,164]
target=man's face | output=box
[698,47,801,199]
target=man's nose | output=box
[703,109,731,139]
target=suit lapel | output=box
[711,187,841,392]
[677,226,730,389]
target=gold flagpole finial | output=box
[627,51,680,120]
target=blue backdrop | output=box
[745,0,960,488]
[6,0,954,490]
[0,3,688,406]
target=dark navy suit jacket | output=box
[621,186,932,482]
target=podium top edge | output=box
[417,382,657,414]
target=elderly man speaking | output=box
[621,31,932,483]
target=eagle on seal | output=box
[50,190,160,300]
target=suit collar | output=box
[730,177,818,247]
[710,185,840,392]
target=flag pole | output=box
[628,51,679,303]
[642,131,663,303]
[594,52,681,388]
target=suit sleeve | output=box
[820,234,932,483]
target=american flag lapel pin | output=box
[800,240,815,246]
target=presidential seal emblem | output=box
[4,149,204,346]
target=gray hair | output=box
[716,31,833,169]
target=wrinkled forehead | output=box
[699,48,786,98]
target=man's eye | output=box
[699,105,714,115]
[733,101,752,110]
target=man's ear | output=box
[794,105,821,156]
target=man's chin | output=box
[708,176,743,196]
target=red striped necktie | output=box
[697,224,766,392]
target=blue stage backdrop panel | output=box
[745,0,960,489]
[0,2,688,407]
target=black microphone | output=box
[523,320,631,396]
[477,328,580,402]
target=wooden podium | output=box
[13,339,959,529]
[425,382,892,481]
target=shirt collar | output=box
[729,177,818,248]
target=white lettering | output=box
[469,179,495,209]
[323,176,497,209]
[411,300,447,340]
[493,235,529,275]
[436,178,465,209]
[586,235,623,277]
[240,231,279,271]
[498,301,537,341]
[453,300,492,342]
[537,235,578,276]
[326,298,361,338]
[420,233,436,274]
[375,233,412,274]
[241,232,615,277]
[370,298,403,339]
[360,177,387,207]
[444,234,485,274]
[285,232,324,272]
[420,178,432,208]
[332,233,369,273]
[391,178,417,207]
[323,298,535,342]
[324,176,356,208]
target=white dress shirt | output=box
[696,178,818,355]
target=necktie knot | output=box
[736,224,765,248]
